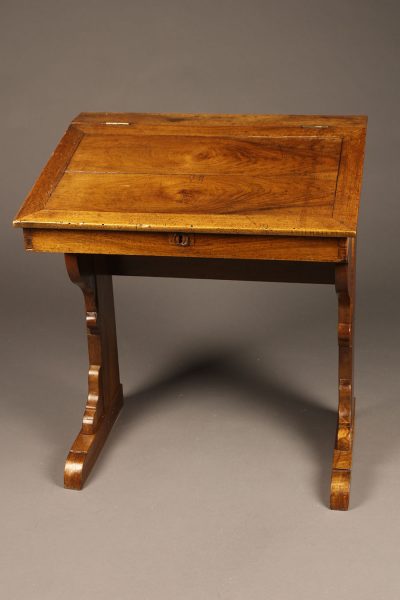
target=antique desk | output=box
[13,113,367,510]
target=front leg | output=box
[330,239,356,510]
[64,254,123,489]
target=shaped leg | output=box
[330,239,356,510]
[64,254,123,489]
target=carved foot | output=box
[330,398,355,510]
[64,385,123,489]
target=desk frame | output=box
[49,233,356,511]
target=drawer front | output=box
[23,228,347,263]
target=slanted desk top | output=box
[13,113,367,240]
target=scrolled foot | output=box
[330,469,351,511]
[64,453,86,491]
[64,385,123,490]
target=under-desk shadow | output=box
[106,351,337,507]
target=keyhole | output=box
[174,233,190,246]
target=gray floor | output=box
[1,0,400,597]
[1,268,399,599]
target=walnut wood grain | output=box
[330,238,356,510]
[47,172,338,215]
[72,112,367,132]
[23,229,347,262]
[66,133,342,175]
[64,254,123,490]
[13,113,367,238]
[14,126,83,220]
[17,209,356,237]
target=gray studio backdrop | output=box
[1,1,399,599]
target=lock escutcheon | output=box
[171,232,192,247]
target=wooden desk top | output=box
[13,113,367,237]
